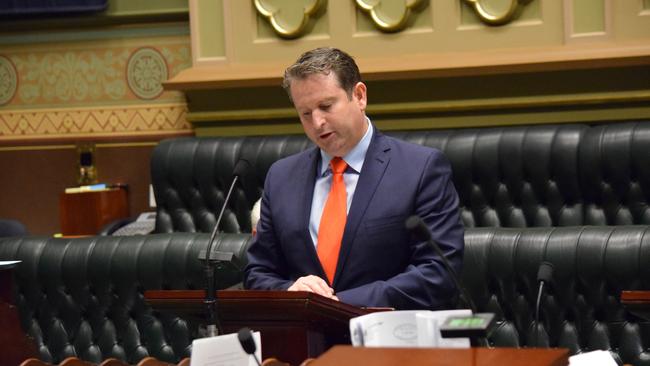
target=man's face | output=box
[290,72,368,157]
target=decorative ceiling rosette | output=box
[0,55,18,106]
[464,0,532,26]
[254,0,325,39]
[355,0,425,32]
[127,47,168,100]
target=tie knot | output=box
[330,157,347,175]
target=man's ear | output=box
[353,82,367,109]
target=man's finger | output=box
[305,275,334,296]
[289,276,335,298]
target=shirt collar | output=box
[319,118,373,176]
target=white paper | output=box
[0,260,21,268]
[190,331,261,366]
[350,309,471,348]
[568,350,618,366]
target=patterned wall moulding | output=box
[127,47,169,100]
[0,103,190,139]
[464,0,532,26]
[3,42,189,107]
[356,0,425,32]
[0,36,190,140]
[0,55,18,106]
[253,0,325,39]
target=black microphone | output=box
[237,327,261,366]
[405,215,494,346]
[201,158,250,337]
[405,215,478,314]
[533,261,554,347]
[204,158,251,261]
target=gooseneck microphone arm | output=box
[202,159,250,337]
[533,262,553,348]
[405,215,478,314]
[406,215,492,347]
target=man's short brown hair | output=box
[282,47,362,100]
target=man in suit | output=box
[244,47,464,310]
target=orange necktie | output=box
[317,157,348,284]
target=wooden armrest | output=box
[136,357,176,366]
[98,358,130,366]
[60,357,95,366]
[20,359,51,366]
[262,357,290,366]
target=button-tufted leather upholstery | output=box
[463,226,650,366]
[579,123,650,225]
[151,135,312,234]
[151,122,650,233]
[0,234,249,365]
[2,227,649,364]
[5,121,650,364]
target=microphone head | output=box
[405,215,432,242]
[537,261,554,283]
[233,158,251,177]
[237,327,256,355]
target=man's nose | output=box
[312,110,326,128]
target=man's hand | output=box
[288,275,338,300]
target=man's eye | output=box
[302,111,312,117]
[320,104,331,111]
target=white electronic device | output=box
[112,212,156,236]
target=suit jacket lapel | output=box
[298,147,325,276]
[333,130,391,286]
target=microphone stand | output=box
[405,215,491,347]
[533,280,545,348]
[429,240,489,348]
[533,262,553,348]
[203,174,241,337]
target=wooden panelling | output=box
[0,143,156,235]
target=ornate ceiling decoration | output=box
[463,0,532,26]
[355,0,425,32]
[253,0,325,39]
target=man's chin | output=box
[314,137,349,157]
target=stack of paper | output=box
[349,309,471,348]
[190,331,261,366]
[65,184,108,193]
[568,350,618,366]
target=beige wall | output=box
[167,0,650,136]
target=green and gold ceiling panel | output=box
[462,0,534,26]
[253,0,326,38]
[355,0,426,32]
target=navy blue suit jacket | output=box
[244,129,464,310]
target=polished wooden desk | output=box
[59,188,128,235]
[144,290,379,366]
[309,346,569,366]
